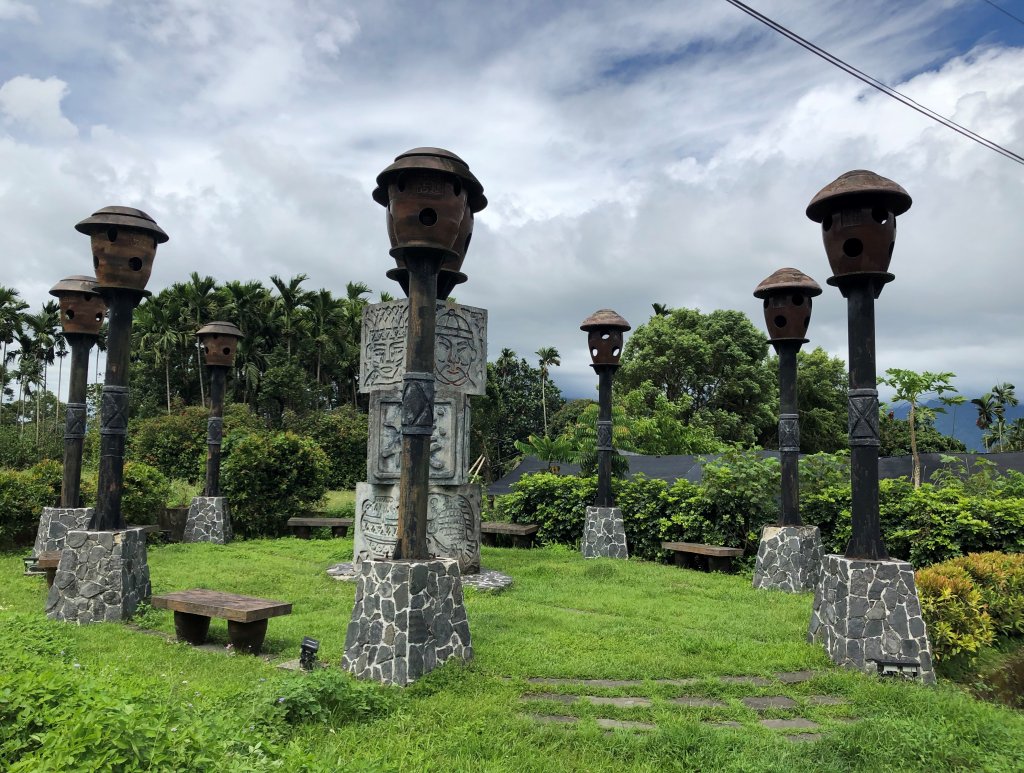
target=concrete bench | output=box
[481,521,539,548]
[287,516,354,539]
[661,541,744,573]
[151,589,292,654]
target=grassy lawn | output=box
[2,539,1023,771]
[320,489,356,512]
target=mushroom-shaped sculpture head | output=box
[753,267,822,343]
[197,321,243,367]
[806,170,911,280]
[75,206,168,292]
[580,309,631,366]
[372,147,486,272]
[49,275,106,336]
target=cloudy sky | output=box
[2,0,1023,405]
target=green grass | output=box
[320,489,356,513]
[3,540,1023,771]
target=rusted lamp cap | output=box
[49,274,100,298]
[197,321,243,340]
[372,147,487,212]
[580,309,631,333]
[805,170,912,223]
[74,206,169,243]
[753,268,822,299]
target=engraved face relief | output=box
[435,310,479,389]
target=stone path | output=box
[515,670,854,744]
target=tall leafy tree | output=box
[536,346,560,437]
[971,392,997,450]
[794,347,848,454]
[991,382,1018,450]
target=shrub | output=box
[495,472,594,546]
[122,461,170,525]
[949,552,1024,636]
[0,468,52,548]
[221,431,330,537]
[253,668,393,726]
[289,407,367,490]
[916,563,994,662]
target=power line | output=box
[980,0,1024,29]
[724,0,1024,167]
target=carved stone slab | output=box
[367,390,471,484]
[360,300,487,396]
[354,482,480,573]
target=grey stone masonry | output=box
[342,558,472,686]
[752,525,822,593]
[581,506,628,559]
[354,482,480,573]
[183,496,233,544]
[45,528,151,623]
[34,507,94,556]
[808,554,935,684]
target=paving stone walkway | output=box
[515,671,854,744]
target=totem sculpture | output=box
[579,309,630,559]
[804,170,935,683]
[751,269,824,592]
[183,321,243,543]
[343,148,484,686]
[47,207,167,623]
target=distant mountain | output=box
[890,400,1024,452]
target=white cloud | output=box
[0,76,78,140]
[0,0,37,22]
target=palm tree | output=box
[270,273,310,360]
[536,346,561,437]
[972,392,996,451]
[339,282,371,406]
[991,382,1018,450]
[0,286,28,425]
[178,272,219,405]
[652,303,673,317]
[135,297,184,413]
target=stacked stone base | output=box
[34,507,95,556]
[752,525,822,592]
[183,497,232,543]
[46,528,151,623]
[808,554,934,684]
[342,559,472,686]
[581,506,628,559]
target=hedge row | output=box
[917,552,1024,662]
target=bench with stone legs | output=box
[151,589,292,654]
[662,541,744,573]
[481,522,539,548]
[287,516,354,539]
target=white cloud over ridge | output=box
[0,0,1022,404]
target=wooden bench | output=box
[481,522,539,548]
[661,541,744,573]
[35,551,61,588]
[151,589,292,654]
[287,516,353,539]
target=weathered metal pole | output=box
[594,363,616,508]
[776,341,801,526]
[204,365,226,497]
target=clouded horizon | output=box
[2,0,1022,406]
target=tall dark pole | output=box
[93,290,142,530]
[595,364,616,508]
[60,335,95,508]
[394,250,442,560]
[204,365,227,498]
[776,341,801,527]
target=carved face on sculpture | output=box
[435,310,479,387]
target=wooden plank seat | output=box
[151,589,292,654]
[480,521,539,548]
[34,550,61,588]
[287,516,353,539]
[661,541,744,573]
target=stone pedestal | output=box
[183,496,232,544]
[34,507,94,556]
[342,559,472,686]
[354,482,480,572]
[581,506,628,559]
[752,525,822,593]
[45,528,151,623]
[808,554,935,684]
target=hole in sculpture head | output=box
[66,309,75,320]
[843,238,863,257]
[397,173,407,193]
[452,177,462,197]
[95,312,103,322]
[419,208,437,226]
[601,332,610,340]
[822,214,832,231]
[792,293,804,306]
[129,257,143,271]
[591,348,599,358]
[222,347,231,355]
[774,315,787,328]
[107,227,118,242]
[83,293,92,302]
[612,347,620,357]
[872,207,889,224]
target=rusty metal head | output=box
[75,206,168,292]
[49,274,105,336]
[806,171,911,283]
[373,147,486,273]
[197,321,243,367]
[581,309,631,366]
[754,268,820,344]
